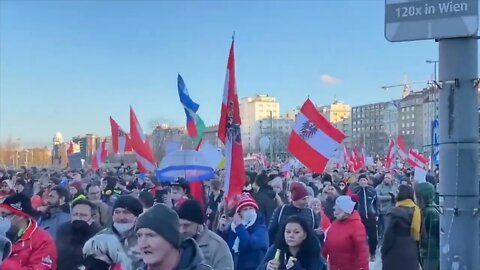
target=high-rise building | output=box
[240,95,280,152]
[254,117,294,156]
[399,91,425,151]
[52,132,67,168]
[202,125,222,149]
[351,101,394,156]
[317,101,352,146]
[421,87,439,155]
[72,134,99,163]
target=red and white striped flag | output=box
[288,99,346,173]
[110,116,132,155]
[386,139,395,170]
[407,149,428,169]
[91,139,108,170]
[217,39,246,201]
[397,135,409,160]
[130,107,157,173]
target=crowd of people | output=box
[0,164,440,270]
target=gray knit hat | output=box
[135,204,180,249]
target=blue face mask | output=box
[0,217,11,235]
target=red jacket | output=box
[323,211,369,270]
[1,219,58,270]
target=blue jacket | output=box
[38,207,71,240]
[226,215,269,270]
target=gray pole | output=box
[270,110,274,163]
[438,37,479,269]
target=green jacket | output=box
[416,182,440,261]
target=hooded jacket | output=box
[322,211,369,270]
[1,219,58,270]
[253,186,278,225]
[139,238,212,270]
[381,206,420,270]
[415,183,440,261]
[98,225,143,270]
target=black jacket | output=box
[268,204,319,245]
[353,186,377,219]
[253,186,278,226]
[56,221,102,270]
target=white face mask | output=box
[113,222,134,234]
[241,209,257,225]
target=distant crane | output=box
[381,74,429,98]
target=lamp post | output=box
[426,59,439,82]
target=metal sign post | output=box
[385,0,479,268]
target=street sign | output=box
[385,0,479,42]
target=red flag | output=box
[91,139,108,170]
[396,135,409,160]
[386,139,396,170]
[352,145,364,172]
[110,116,132,154]
[288,99,346,173]
[130,107,157,173]
[66,141,80,156]
[217,40,246,201]
[407,149,428,169]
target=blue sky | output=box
[0,0,438,147]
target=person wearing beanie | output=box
[252,172,279,226]
[323,195,369,270]
[0,193,58,270]
[268,182,320,245]
[352,173,378,262]
[178,199,234,270]
[97,195,144,270]
[225,193,268,270]
[0,180,15,202]
[136,204,212,270]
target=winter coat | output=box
[258,244,326,270]
[323,211,369,270]
[353,186,377,220]
[268,204,319,244]
[1,219,58,270]
[395,199,421,241]
[381,206,420,270]
[253,186,278,225]
[138,238,212,270]
[226,215,269,270]
[195,228,234,270]
[98,226,143,270]
[38,207,71,240]
[56,221,102,270]
[416,183,440,262]
[375,182,398,214]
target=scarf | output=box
[396,199,421,241]
[230,217,256,253]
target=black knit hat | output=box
[177,199,204,224]
[113,195,143,217]
[0,193,35,217]
[135,204,180,249]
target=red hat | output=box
[235,193,259,213]
[69,180,82,191]
[290,182,309,201]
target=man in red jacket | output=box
[0,193,57,270]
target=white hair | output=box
[82,234,132,270]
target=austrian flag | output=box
[288,99,346,173]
